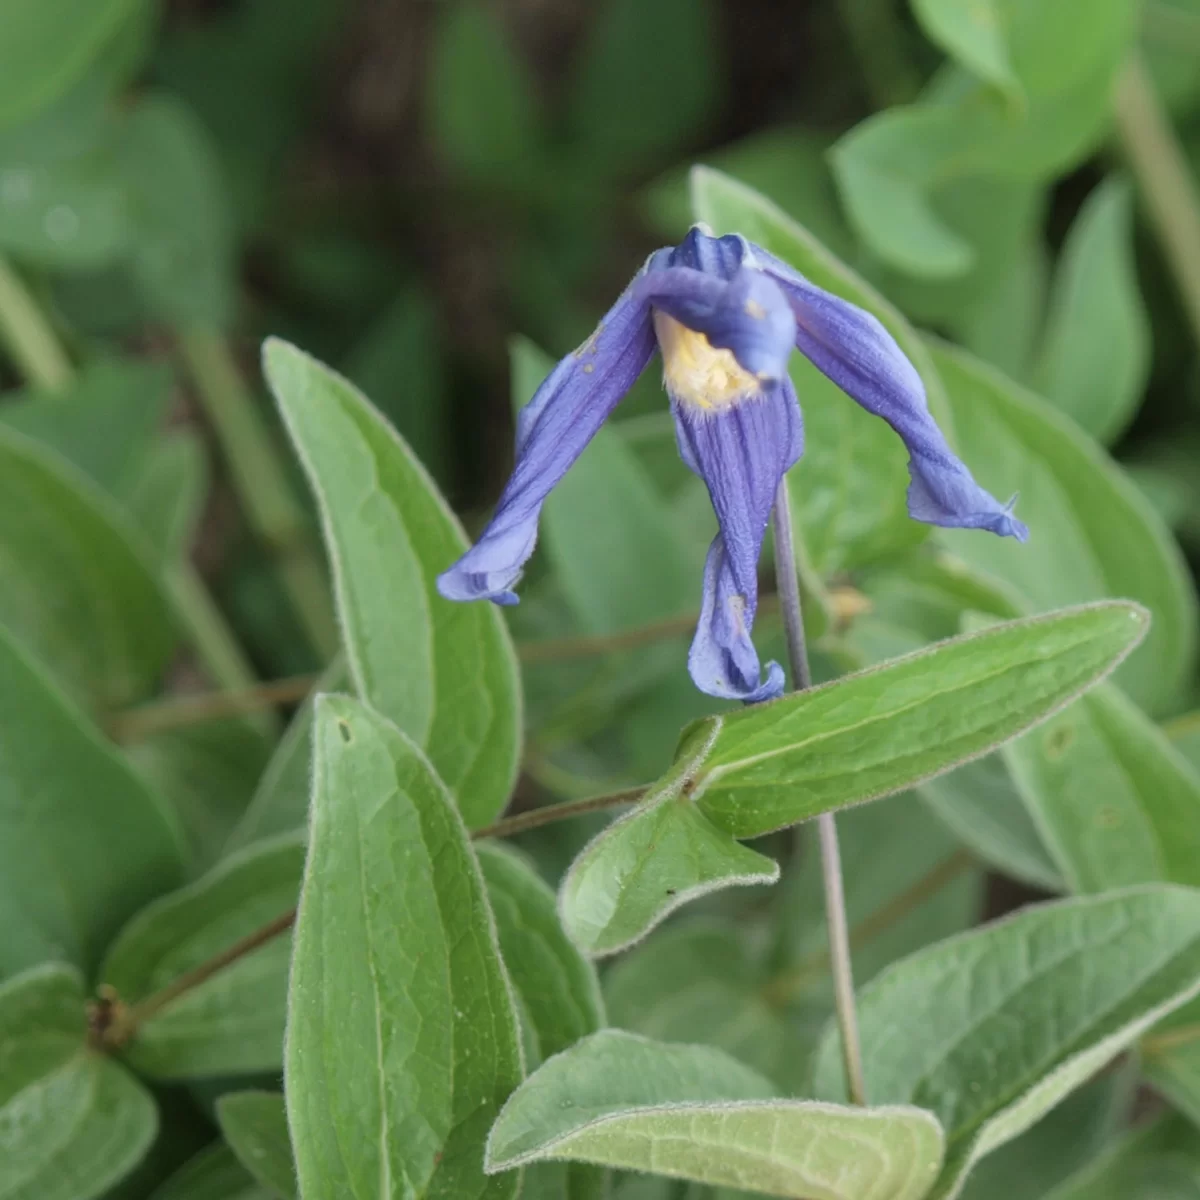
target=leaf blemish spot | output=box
[1044,724,1075,759]
[338,720,353,744]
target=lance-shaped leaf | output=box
[0,625,185,980]
[478,842,607,1200]
[100,834,303,1079]
[921,756,1063,893]
[1043,1113,1200,1200]
[0,964,158,1200]
[147,1143,270,1200]
[0,425,174,710]
[216,1091,296,1200]
[559,724,779,957]
[1033,177,1149,445]
[0,0,138,127]
[263,338,522,828]
[1142,996,1200,1129]
[685,601,1146,839]
[0,360,172,497]
[929,339,1196,713]
[812,885,1200,1199]
[477,842,605,1061]
[486,1029,944,1200]
[286,696,522,1200]
[1003,680,1200,893]
[911,0,1021,102]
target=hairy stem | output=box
[175,328,338,660]
[773,475,867,1106]
[98,785,643,1048]
[1113,56,1200,348]
[110,666,314,742]
[0,255,73,390]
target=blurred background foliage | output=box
[5,0,1200,1197]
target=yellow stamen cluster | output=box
[654,312,761,411]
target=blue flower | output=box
[438,227,1028,704]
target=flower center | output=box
[653,312,761,411]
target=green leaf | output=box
[782,791,983,997]
[642,126,854,261]
[100,834,303,1078]
[928,339,1196,713]
[959,1071,1134,1200]
[1169,712,1200,774]
[120,430,209,561]
[0,626,184,979]
[118,91,234,327]
[686,602,1146,839]
[813,885,1200,1199]
[224,659,348,852]
[216,1092,296,1200]
[286,695,522,1200]
[0,964,158,1200]
[127,719,272,872]
[0,360,171,495]
[1043,1113,1200,1200]
[832,107,976,280]
[0,0,143,129]
[604,921,800,1091]
[147,1144,270,1200]
[512,338,699,633]
[559,725,780,957]
[0,425,175,710]
[427,0,541,180]
[921,756,1064,892]
[1143,998,1200,1131]
[1033,177,1150,443]
[477,842,605,1061]
[1004,680,1200,892]
[911,0,1022,101]
[568,0,720,166]
[478,842,607,1200]
[264,338,522,829]
[689,166,948,573]
[486,1029,944,1200]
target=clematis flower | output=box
[438,227,1027,704]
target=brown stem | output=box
[99,785,645,1049]
[103,908,299,1048]
[110,674,322,742]
[1142,1021,1200,1057]
[471,786,645,840]
[108,601,786,741]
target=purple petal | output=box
[438,280,657,604]
[673,378,804,702]
[758,249,1029,541]
[639,265,796,383]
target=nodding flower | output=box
[438,227,1027,704]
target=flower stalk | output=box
[772,474,867,1106]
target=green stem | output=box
[773,476,867,1106]
[1113,56,1200,348]
[175,328,338,660]
[0,255,73,390]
